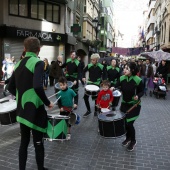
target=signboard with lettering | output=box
[0,26,67,43]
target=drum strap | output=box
[63,106,73,112]
[126,100,141,114]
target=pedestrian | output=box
[96,80,113,111]
[8,36,54,170]
[102,59,107,80]
[82,53,104,117]
[43,58,50,90]
[111,62,144,151]
[56,77,77,140]
[2,56,15,80]
[61,51,81,106]
[49,55,63,84]
[140,59,154,96]
[48,61,55,86]
[155,60,168,82]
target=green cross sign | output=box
[71,24,81,35]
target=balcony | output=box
[146,30,154,41]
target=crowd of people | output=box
[0,36,169,170]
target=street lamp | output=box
[92,17,101,52]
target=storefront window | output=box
[31,0,38,18]
[9,0,18,15]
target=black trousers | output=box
[83,93,97,112]
[125,120,136,141]
[49,76,54,86]
[19,124,45,170]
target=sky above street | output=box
[114,0,148,47]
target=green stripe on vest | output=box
[17,116,46,133]
[21,88,43,109]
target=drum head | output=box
[55,81,73,89]
[101,108,111,113]
[98,111,125,122]
[0,100,17,113]
[113,90,121,97]
[85,85,99,91]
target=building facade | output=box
[0,0,76,65]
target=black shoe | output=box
[83,111,91,118]
[94,111,98,116]
[43,168,48,170]
[122,138,131,147]
[127,140,137,151]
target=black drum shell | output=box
[112,96,121,107]
[0,109,17,125]
[98,111,126,138]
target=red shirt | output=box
[96,89,114,108]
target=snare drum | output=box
[0,99,17,125]
[98,110,126,138]
[44,114,69,141]
[85,85,100,96]
[112,90,121,107]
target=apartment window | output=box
[9,0,28,17]
[53,6,59,23]
[9,0,18,15]
[38,1,45,20]
[31,0,38,18]
[9,0,60,23]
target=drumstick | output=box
[53,96,61,105]
[48,92,60,99]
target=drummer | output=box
[111,62,144,151]
[106,59,121,111]
[61,51,81,106]
[96,80,113,112]
[56,77,77,140]
[82,53,104,117]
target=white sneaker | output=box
[67,134,71,140]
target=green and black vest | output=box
[107,66,120,86]
[87,63,104,86]
[119,75,143,122]
[14,52,47,133]
[65,58,80,80]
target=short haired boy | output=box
[96,80,114,111]
[57,77,77,140]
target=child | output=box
[57,77,77,140]
[96,80,114,112]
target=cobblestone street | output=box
[0,84,170,170]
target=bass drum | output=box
[0,99,17,125]
[44,114,69,141]
[98,110,126,138]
